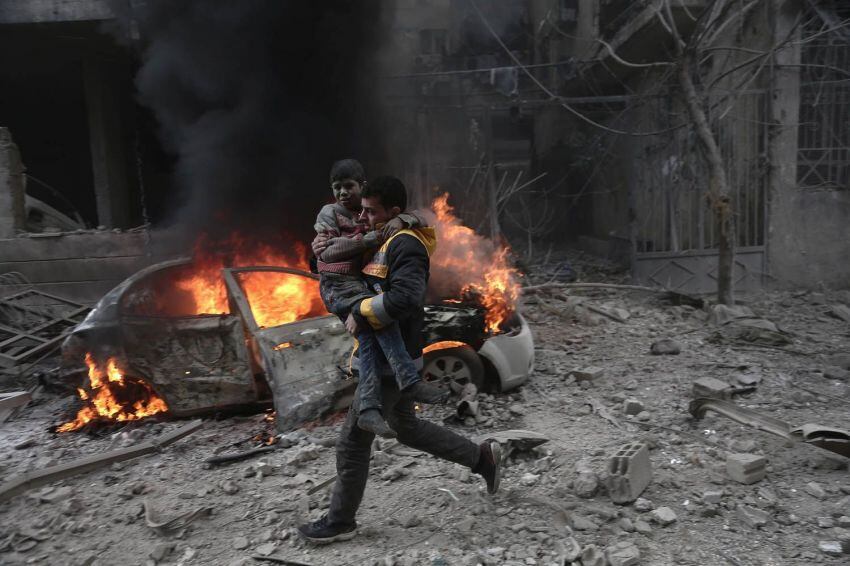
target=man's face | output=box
[360,196,400,229]
[331,178,362,211]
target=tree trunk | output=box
[679,53,735,305]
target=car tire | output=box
[422,345,485,392]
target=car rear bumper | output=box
[478,313,534,391]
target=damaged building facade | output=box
[377,0,850,292]
[0,0,848,303]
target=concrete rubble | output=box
[2,250,850,564]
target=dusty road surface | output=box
[2,266,850,565]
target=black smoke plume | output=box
[111,1,387,244]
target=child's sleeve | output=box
[315,205,341,237]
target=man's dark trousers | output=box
[327,371,481,525]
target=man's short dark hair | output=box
[329,159,365,183]
[362,176,407,212]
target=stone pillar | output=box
[84,57,131,228]
[0,127,27,238]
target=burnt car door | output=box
[222,267,355,431]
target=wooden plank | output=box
[0,420,203,503]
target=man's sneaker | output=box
[402,380,450,404]
[473,440,502,494]
[297,514,357,544]
[357,409,397,438]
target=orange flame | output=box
[430,194,520,333]
[154,234,326,327]
[57,353,168,432]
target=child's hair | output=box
[361,176,407,212]
[329,159,365,183]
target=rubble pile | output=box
[1,252,850,564]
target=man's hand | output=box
[311,233,331,257]
[380,217,406,241]
[345,313,361,336]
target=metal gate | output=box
[630,91,769,294]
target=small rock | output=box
[372,451,392,467]
[837,516,850,528]
[634,519,652,534]
[508,404,525,416]
[570,514,599,531]
[255,542,276,556]
[606,541,641,566]
[818,541,843,556]
[824,366,850,381]
[827,353,850,370]
[703,490,723,504]
[572,366,604,382]
[618,517,635,532]
[817,517,835,528]
[805,481,827,500]
[232,537,249,550]
[634,497,654,512]
[221,480,240,495]
[521,472,540,486]
[400,514,421,528]
[635,411,651,422]
[737,504,771,528]
[574,472,598,498]
[580,544,606,566]
[149,542,174,562]
[558,537,581,562]
[649,507,677,526]
[650,338,681,355]
[38,486,73,504]
[828,304,850,323]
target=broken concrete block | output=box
[606,442,652,504]
[605,541,641,566]
[574,472,598,498]
[703,490,723,504]
[693,377,733,400]
[649,506,677,525]
[726,453,766,484]
[737,504,770,528]
[571,366,604,382]
[829,305,850,323]
[710,304,754,325]
[818,541,843,556]
[622,399,644,416]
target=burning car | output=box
[58,217,533,432]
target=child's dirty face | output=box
[331,178,362,211]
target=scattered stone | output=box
[634,519,652,534]
[508,404,525,416]
[254,542,276,556]
[710,304,754,325]
[703,490,723,504]
[558,537,581,562]
[149,542,174,562]
[232,537,249,550]
[521,472,540,486]
[828,304,850,323]
[827,354,850,370]
[622,399,644,416]
[400,513,421,528]
[838,516,850,528]
[824,366,850,381]
[572,366,604,382]
[650,338,681,355]
[736,504,771,528]
[818,541,843,556]
[618,517,635,532]
[574,472,598,498]
[726,453,766,484]
[580,544,606,566]
[817,517,835,528]
[372,451,392,467]
[253,460,275,478]
[37,486,73,504]
[649,507,677,526]
[570,514,599,531]
[692,377,734,400]
[605,541,641,566]
[221,481,240,495]
[635,411,651,422]
[634,497,654,512]
[805,481,827,500]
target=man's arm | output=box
[353,235,428,330]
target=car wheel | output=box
[422,345,485,392]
